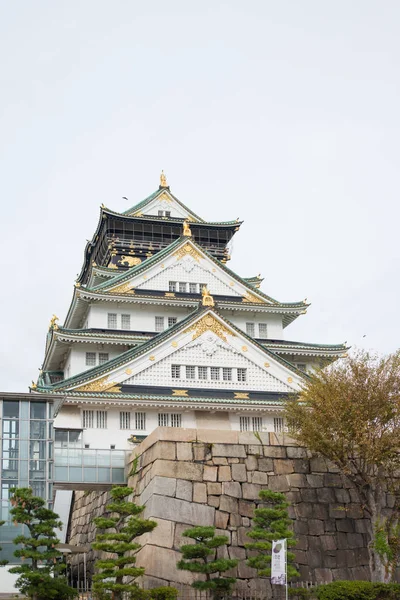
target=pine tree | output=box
[92,486,157,600]
[8,487,77,600]
[245,490,299,579]
[0,519,8,567]
[177,526,238,598]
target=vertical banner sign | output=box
[271,539,286,585]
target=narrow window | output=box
[186,366,195,379]
[155,316,164,332]
[96,411,107,429]
[258,323,268,338]
[252,417,263,432]
[158,210,164,216]
[222,367,232,381]
[85,352,96,366]
[165,211,171,217]
[274,417,285,433]
[158,413,169,427]
[240,416,250,432]
[189,283,197,294]
[171,365,181,379]
[168,317,177,328]
[237,368,247,382]
[198,366,208,380]
[169,281,176,292]
[98,353,109,366]
[135,412,146,430]
[120,412,131,429]
[210,367,220,381]
[82,410,94,429]
[108,313,118,329]
[171,413,182,428]
[121,314,131,330]
[179,282,187,293]
[246,323,255,337]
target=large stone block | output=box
[137,544,200,585]
[248,471,268,485]
[144,495,215,526]
[207,482,222,495]
[136,517,175,549]
[193,443,212,461]
[215,510,229,529]
[258,457,273,472]
[268,475,289,492]
[176,479,193,501]
[238,500,255,518]
[242,483,262,500]
[151,459,203,482]
[197,430,238,444]
[193,482,207,503]
[212,444,247,458]
[176,442,193,461]
[139,476,177,505]
[208,496,220,508]
[222,481,242,498]
[274,459,294,474]
[245,455,258,471]
[140,441,176,468]
[231,463,247,482]
[218,466,231,481]
[203,465,218,482]
[219,495,239,513]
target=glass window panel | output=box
[68,431,82,444]
[29,460,47,476]
[2,420,19,437]
[168,317,177,327]
[54,466,68,481]
[30,402,46,419]
[108,313,118,329]
[112,468,125,483]
[121,314,131,330]
[3,401,19,419]
[171,365,180,379]
[30,441,46,460]
[1,482,18,499]
[86,352,96,366]
[83,467,97,482]
[69,467,83,482]
[237,368,247,382]
[98,468,111,483]
[210,367,220,381]
[198,366,208,380]
[30,481,46,498]
[169,281,176,292]
[186,366,195,379]
[97,451,111,466]
[30,421,46,439]
[223,368,232,381]
[111,451,125,467]
[155,316,164,332]
[98,353,109,365]
[258,323,268,338]
[83,451,96,465]
[179,282,187,293]
[55,430,68,447]
[189,283,197,294]
[2,461,18,478]
[246,323,255,337]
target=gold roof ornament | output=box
[31,381,37,390]
[201,286,215,307]
[49,315,59,330]
[183,220,192,237]
[160,170,168,188]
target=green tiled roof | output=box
[122,188,205,222]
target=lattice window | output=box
[168,317,177,328]
[210,367,220,381]
[169,281,177,292]
[98,353,109,366]
[179,282,187,293]
[158,413,169,427]
[240,416,250,432]
[274,417,285,433]
[186,366,195,379]
[135,412,146,430]
[198,366,208,380]
[171,414,182,428]
[165,211,171,217]
[120,411,131,429]
[155,316,164,332]
[82,410,94,429]
[96,411,107,429]
[237,368,247,382]
[171,365,181,379]
[121,314,131,330]
[108,313,117,329]
[158,210,164,216]
[189,283,197,294]
[223,367,232,381]
[85,352,96,366]
[246,323,255,337]
[252,417,263,432]
[258,323,268,338]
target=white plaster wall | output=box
[65,343,128,378]
[1,568,19,594]
[227,312,283,339]
[87,302,191,332]
[141,196,192,219]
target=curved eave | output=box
[104,207,241,228]
[54,328,149,346]
[76,207,105,283]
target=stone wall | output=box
[67,427,382,593]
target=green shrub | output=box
[289,588,312,599]
[316,580,400,600]
[149,587,178,600]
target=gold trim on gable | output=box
[234,392,249,399]
[174,242,202,263]
[242,292,265,304]
[74,375,119,393]
[110,282,135,294]
[184,314,234,343]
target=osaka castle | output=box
[35,172,346,455]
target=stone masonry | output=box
[67,427,384,593]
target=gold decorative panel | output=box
[234,392,249,399]
[110,282,135,294]
[184,314,234,343]
[174,242,202,263]
[74,375,119,393]
[242,292,265,304]
[172,389,188,397]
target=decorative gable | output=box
[131,190,200,221]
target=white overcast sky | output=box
[0,1,399,392]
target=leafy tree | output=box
[285,350,400,583]
[177,526,238,598]
[8,487,77,600]
[92,486,157,600]
[245,489,299,580]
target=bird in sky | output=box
[122,196,128,200]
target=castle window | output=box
[155,316,164,332]
[252,417,263,432]
[274,417,285,433]
[85,352,96,366]
[168,317,177,327]
[198,366,208,380]
[82,410,94,429]
[237,368,247,382]
[165,211,171,217]
[121,314,131,329]
[120,411,131,430]
[186,366,195,379]
[108,313,117,329]
[246,323,255,337]
[179,282,187,293]
[171,365,181,379]
[240,416,250,431]
[258,323,268,338]
[210,367,220,381]
[169,281,177,292]
[98,353,109,366]
[171,413,182,428]
[96,411,107,429]
[135,412,146,430]
[158,210,163,216]
[158,413,169,427]
[296,363,307,372]
[189,283,197,294]
[223,368,232,381]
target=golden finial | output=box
[201,286,215,307]
[75,282,81,288]
[183,220,192,237]
[49,315,59,330]
[160,170,168,188]
[31,381,37,390]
